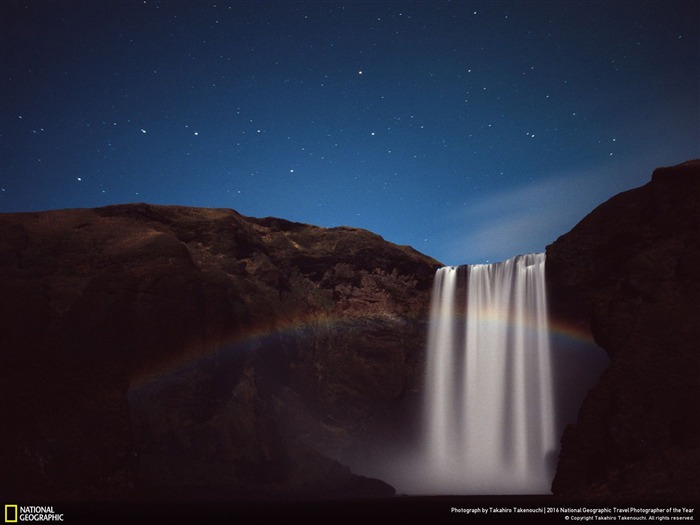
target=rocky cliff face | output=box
[0,204,441,501]
[546,160,700,501]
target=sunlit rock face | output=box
[546,160,700,501]
[0,203,440,500]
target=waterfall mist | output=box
[343,253,608,496]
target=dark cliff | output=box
[546,159,700,501]
[0,204,441,501]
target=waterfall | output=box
[423,253,556,494]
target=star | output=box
[0,0,696,268]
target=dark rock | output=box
[0,204,440,501]
[546,159,700,501]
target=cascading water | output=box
[423,253,557,494]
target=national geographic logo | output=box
[4,505,64,522]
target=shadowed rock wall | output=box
[546,160,700,501]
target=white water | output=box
[422,253,557,494]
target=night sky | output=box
[1,1,698,265]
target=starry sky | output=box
[1,1,698,265]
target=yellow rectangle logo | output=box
[4,505,18,523]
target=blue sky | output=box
[1,0,698,265]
